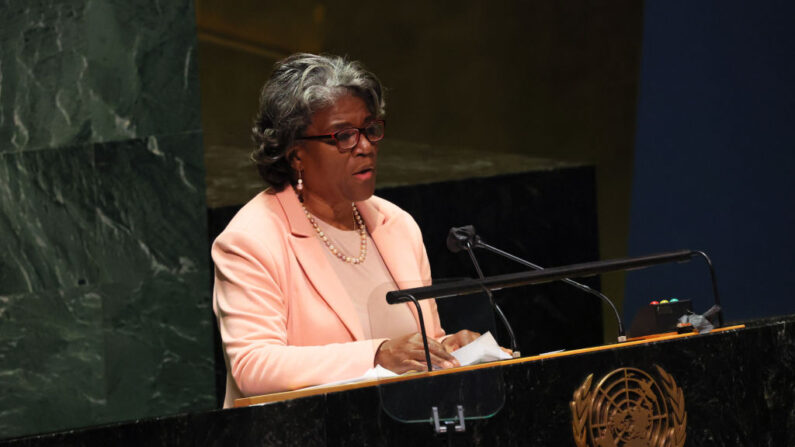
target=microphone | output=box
[447,225,477,253]
[447,225,627,342]
[446,226,520,355]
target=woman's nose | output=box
[352,132,376,155]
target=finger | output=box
[425,343,460,367]
[406,344,458,369]
[459,329,481,344]
[385,352,427,374]
[441,334,471,353]
[441,337,461,352]
[401,358,430,373]
[404,335,461,367]
[429,339,457,357]
[428,351,459,369]
[412,336,451,356]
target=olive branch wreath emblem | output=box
[570,365,686,447]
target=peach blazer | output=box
[212,187,445,407]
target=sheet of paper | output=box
[539,348,565,356]
[302,365,399,390]
[451,331,512,366]
[299,332,511,393]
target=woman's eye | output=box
[336,129,357,142]
[365,122,384,139]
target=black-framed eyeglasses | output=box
[296,120,386,153]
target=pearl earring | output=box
[296,170,304,202]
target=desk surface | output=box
[234,324,745,407]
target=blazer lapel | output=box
[359,200,433,334]
[276,189,365,341]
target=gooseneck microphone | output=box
[446,230,520,356]
[447,225,627,342]
[447,234,522,358]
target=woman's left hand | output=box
[441,329,481,353]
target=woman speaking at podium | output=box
[212,53,478,408]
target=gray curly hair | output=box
[251,53,386,190]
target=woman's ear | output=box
[288,145,303,171]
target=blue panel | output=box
[627,0,795,323]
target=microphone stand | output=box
[463,241,521,356]
[388,248,724,370]
[471,236,627,342]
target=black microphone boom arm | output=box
[471,238,628,342]
[387,249,722,325]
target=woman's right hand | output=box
[374,333,461,373]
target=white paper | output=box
[302,365,399,390]
[298,332,511,393]
[450,331,513,366]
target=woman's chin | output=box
[349,184,376,202]
[347,176,376,201]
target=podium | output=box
[6,314,794,446]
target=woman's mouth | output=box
[353,167,374,180]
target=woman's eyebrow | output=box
[327,121,353,131]
[327,115,376,131]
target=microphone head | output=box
[446,225,477,253]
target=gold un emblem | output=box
[570,365,686,447]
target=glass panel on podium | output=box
[367,282,506,424]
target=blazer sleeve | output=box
[212,229,385,397]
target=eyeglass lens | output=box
[337,121,385,150]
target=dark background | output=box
[2,0,794,440]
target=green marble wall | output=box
[0,0,215,439]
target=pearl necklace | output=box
[302,202,367,264]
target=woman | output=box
[212,53,478,408]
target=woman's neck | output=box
[301,193,356,231]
